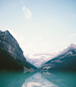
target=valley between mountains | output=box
[0,30,76,71]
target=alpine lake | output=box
[0,70,76,87]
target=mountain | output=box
[56,44,76,57]
[40,44,76,71]
[0,30,31,71]
[26,54,52,69]
[26,58,46,69]
[27,61,38,70]
[26,52,61,69]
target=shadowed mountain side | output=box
[27,61,39,70]
[0,49,31,70]
[0,30,31,71]
[40,48,76,71]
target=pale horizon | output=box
[0,0,76,59]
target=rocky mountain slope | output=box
[0,30,31,70]
[41,44,76,71]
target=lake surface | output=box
[0,71,76,87]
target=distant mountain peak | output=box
[2,30,18,44]
[63,43,76,52]
[5,30,9,33]
[69,43,76,48]
[4,30,11,35]
[66,43,76,51]
[52,43,76,59]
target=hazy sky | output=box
[0,0,76,58]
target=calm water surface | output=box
[0,71,76,87]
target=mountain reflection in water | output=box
[0,71,76,87]
[22,72,57,87]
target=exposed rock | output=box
[0,30,31,70]
[41,44,76,71]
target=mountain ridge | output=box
[40,44,76,71]
[0,30,32,70]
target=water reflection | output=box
[41,71,76,87]
[0,71,31,87]
[22,72,57,87]
[0,71,76,87]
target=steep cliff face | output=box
[0,30,25,60]
[0,30,31,70]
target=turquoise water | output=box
[0,71,76,87]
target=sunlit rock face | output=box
[0,30,31,70]
[0,30,25,60]
[41,44,76,71]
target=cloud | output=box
[23,6,25,12]
[68,33,76,39]
[21,0,24,3]
[23,6,32,19]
